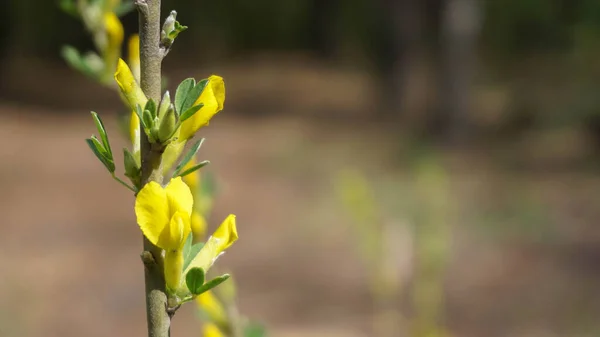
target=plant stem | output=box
[136,1,171,337]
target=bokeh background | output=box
[2,0,600,336]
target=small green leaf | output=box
[193,274,230,295]
[61,46,84,71]
[142,109,154,133]
[168,21,188,39]
[176,161,210,178]
[144,99,158,119]
[182,79,208,113]
[158,91,171,119]
[157,105,178,143]
[172,138,204,177]
[123,148,140,181]
[183,242,205,271]
[185,267,206,295]
[89,136,108,158]
[86,138,115,173]
[182,233,193,263]
[179,103,203,122]
[81,52,104,75]
[175,78,195,115]
[134,104,149,130]
[90,112,112,157]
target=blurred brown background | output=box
[2,0,600,336]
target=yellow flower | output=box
[129,111,141,155]
[115,58,147,111]
[196,291,228,327]
[203,322,225,337]
[128,34,140,83]
[179,75,225,141]
[104,12,123,53]
[135,177,193,291]
[103,12,123,76]
[184,214,238,274]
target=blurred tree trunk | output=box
[434,0,482,144]
[308,0,339,60]
[378,0,426,121]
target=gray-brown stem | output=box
[136,1,170,337]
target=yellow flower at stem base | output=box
[135,177,193,291]
[184,214,238,275]
[179,75,226,141]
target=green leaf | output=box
[123,148,140,180]
[182,235,205,271]
[244,323,267,337]
[193,274,231,295]
[157,106,178,143]
[158,91,171,119]
[183,79,208,113]
[179,103,203,122]
[61,45,84,71]
[185,267,206,295]
[89,136,108,158]
[176,161,210,178]
[168,21,188,39]
[144,99,158,119]
[182,233,193,264]
[142,109,154,133]
[86,138,115,173]
[90,111,112,157]
[172,138,204,177]
[175,78,195,115]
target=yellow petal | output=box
[157,211,190,250]
[165,177,194,218]
[164,249,184,292]
[212,214,238,252]
[184,214,238,274]
[196,291,227,327]
[179,75,225,141]
[181,157,200,194]
[129,110,140,153]
[102,12,123,77]
[128,34,140,83]
[191,211,207,243]
[135,181,170,246]
[104,12,124,51]
[203,322,225,337]
[115,58,147,110]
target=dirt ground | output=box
[1,58,600,337]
